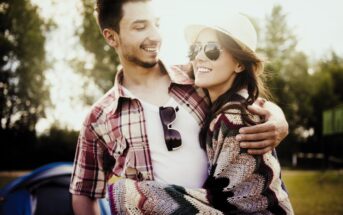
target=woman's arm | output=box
[204,110,290,214]
[107,179,222,215]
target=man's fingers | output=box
[239,122,276,134]
[247,146,273,155]
[239,140,274,149]
[237,131,276,142]
[255,97,266,107]
[247,104,270,118]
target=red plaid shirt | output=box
[70,62,209,198]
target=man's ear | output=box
[103,28,119,48]
[234,63,245,73]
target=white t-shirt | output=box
[123,88,208,188]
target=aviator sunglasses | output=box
[188,42,223,61]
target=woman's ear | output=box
[234,63,245,73]
[103,28,119,48]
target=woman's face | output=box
[192,28,241,101]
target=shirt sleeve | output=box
[69,112,109,199]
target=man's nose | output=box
[147,25,162,42]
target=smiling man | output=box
[69,0,289,214]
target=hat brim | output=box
[184,24,254,52]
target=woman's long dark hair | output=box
[199,31,270,149]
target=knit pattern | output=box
[108,101,293,215]
[109,179,223,215]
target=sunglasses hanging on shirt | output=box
[159,106,182,151]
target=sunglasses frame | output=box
[189,42,223,61]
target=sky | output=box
[30,0,343,133]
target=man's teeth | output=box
[143,47,158,52]
[197,67,211,73]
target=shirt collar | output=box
[109,60,194,114]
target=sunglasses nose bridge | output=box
[194,45,208,61]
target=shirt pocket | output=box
[91,121,127,159]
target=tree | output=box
[310,52,343,141]
[260,5,314,162]
[0,0,49,170]
[0,0,48,132]
[73,0,120,95]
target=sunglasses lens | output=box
[159,107,176,125]
[204,43,220,61]
[189,43,202,60]
[165,129,182,151]
[188,45,195,60]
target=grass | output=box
[1,170,342,215]
[0,171,28,189]
[282,170,343,215]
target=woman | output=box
[108,12,293,215]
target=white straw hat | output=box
[184,12,257,52]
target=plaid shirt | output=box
[70,62,209,198]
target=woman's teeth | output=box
[197,67,211,73]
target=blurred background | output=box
[0,0,342,214]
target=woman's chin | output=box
[195,76,213,87]
[194,79,206,88]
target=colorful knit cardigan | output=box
[108,101,294,215]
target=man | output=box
[70,0,289,214]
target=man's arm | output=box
[72,195,100,215]
[70,111,109,215]
[236,100,289,155]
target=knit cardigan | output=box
[108,100,294,215]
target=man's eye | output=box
[134,25,146,30]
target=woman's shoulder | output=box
[210,101,261,131]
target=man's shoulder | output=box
[84,86,119,125]
[168,64,194,85]
[93,86,118,108]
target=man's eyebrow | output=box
[131,18,160,25]
[132,20,148,25]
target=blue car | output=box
[0,162,110,215]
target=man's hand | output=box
[236,100,289,155]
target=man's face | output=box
[118,1,161,68]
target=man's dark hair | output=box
[96,0,151,33]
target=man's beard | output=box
[126,55,158,68]
[120,38,160,68]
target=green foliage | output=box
[0,126,78,170]
[73,0,120,95]
[262,5,297,60]
[260,5,343,162]
[36,127,78,164]
[0,0,48,131]
[310,52,343,140]
[259,5,315,161]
